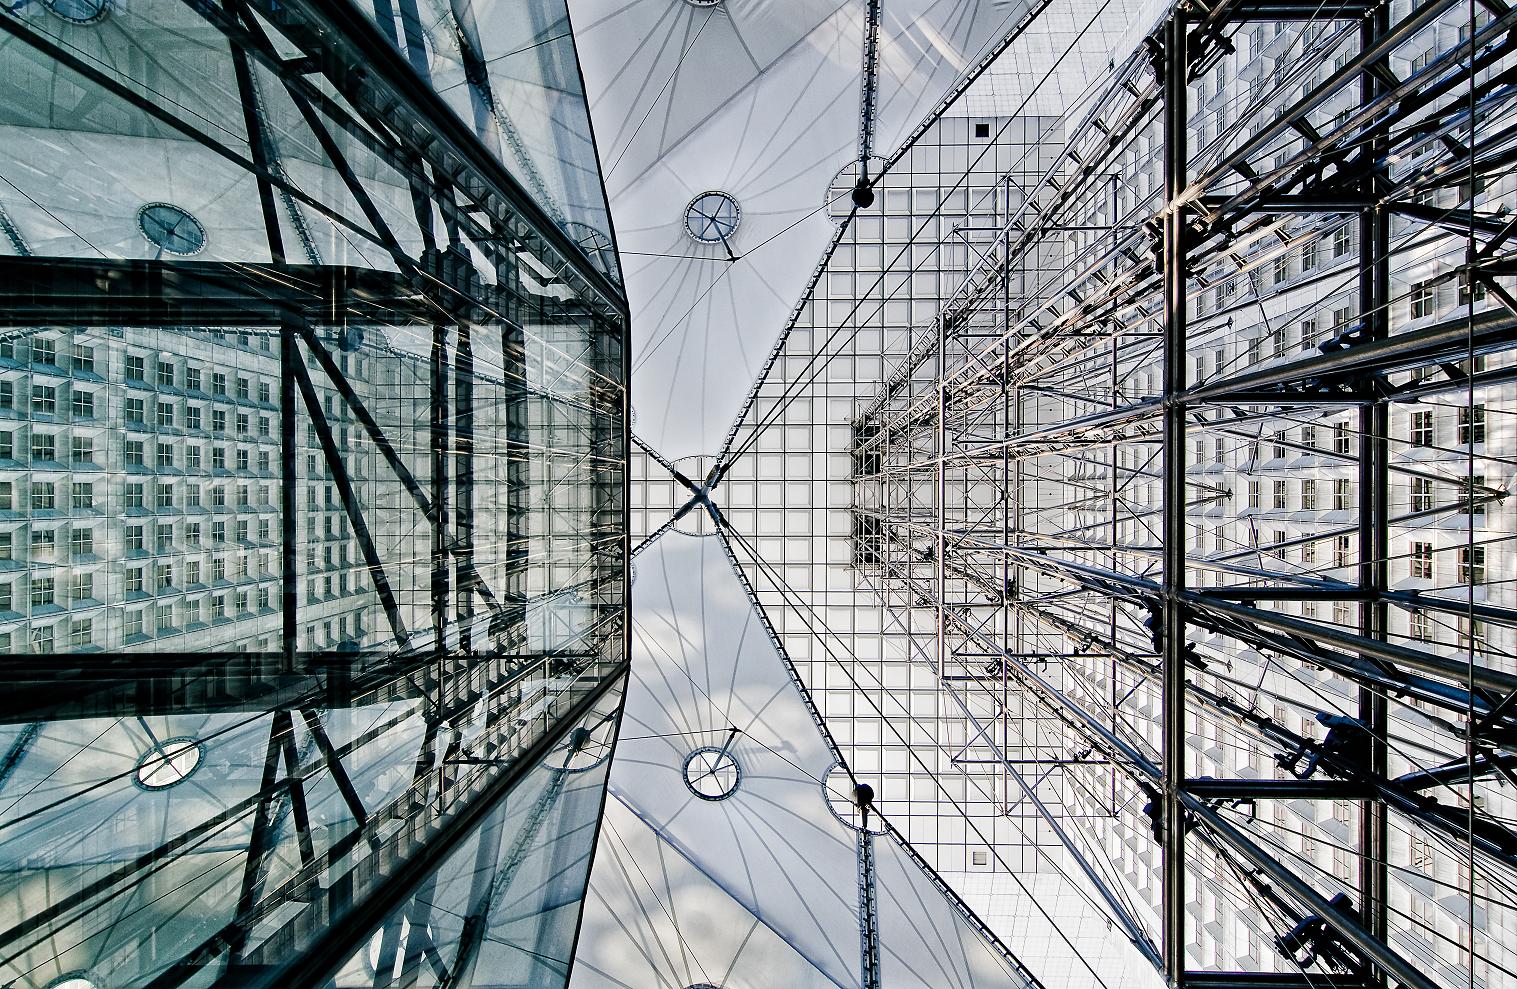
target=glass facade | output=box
[0,0,627,986]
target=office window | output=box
[71,390,93,418]
[32,338,55,366]
[126,567,144,594]
[212,521,225,542]
[156,564,173,591]
[0,381,10,409]
[1332,226,1351,257]
[32,385,56,414]
[30,576,54,608]
[70,528,92,557]
[185,366,201,391]
[156,483,173,508]
[1332,423,1350,455]
[236,376,250,400]
[30,482,55,510]
[125,525,144,552]
[186,522,201,544]
[1458,269,1488,306]
[1300,424,1316,448]
[1334,536,1350,568]
[1460,617,1488,653]
[156,359,174,387]
[1332,478,1350,511]
[125,440,144,465]
[212,558,226,582]
[125,483,144,509]
[1411,477,1433,513]
[1409,280,1437,319]
[157,444,174,468]
[71,482,92,509]
[236,413,249,435]
[30,624,54,654]
[126,397,145,423]
[211,486,225,508]
[1248,481,1260,509]
[71,572,92,602]
[70,618,92,647]
[211,409,226,432]
[73,344,94,373]
[71,436,93,464]
[258,381,271,404]
[1410,542,1433,580]
[236,449,249,471]
[31,434,55,462]
[1272,480,1287,510]
[1410,834,1433,874]
[187,405,202,430]
[0,481,11,511]
[212,372,226,395]
[186,445,201,469]
[125,610,143,637]
[156,604,174,632]
[1410,410,1433,447]
[0,533,11,560]
[1460,546,1487,585]
[211,595,226,620]
[1301,479,1317,510]
[212,447,226,470]
[157,401,174,426]
[1458,404,1486,444]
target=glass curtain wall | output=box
[0,0,628,986]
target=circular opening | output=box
[44,0,110,24]
[682,746,741,801]
[134,736,203,790]
[683,192,740,244]
[46,974,100,989]
[552,714,618,773]
[566,221,615,270]
[137,203,206,256]
[825,157,887,223]
[822,763,887,833]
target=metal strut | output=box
[854,0,884,208]
[857,808,882,989]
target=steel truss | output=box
[0,0,629,983]
[854,0,1517,986]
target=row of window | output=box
[0,563,372,612]
[1183,407,1490,466]
[1239,475,1489,513]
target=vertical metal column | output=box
[455,320,475,660]
[1356,4,1392,969]
[281,329,299,671]
[431,321,451,655]
[1160,11,1190,984]
[858,829,882,989]
[937,302,949,688]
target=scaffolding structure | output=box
[841,1,1517,985]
